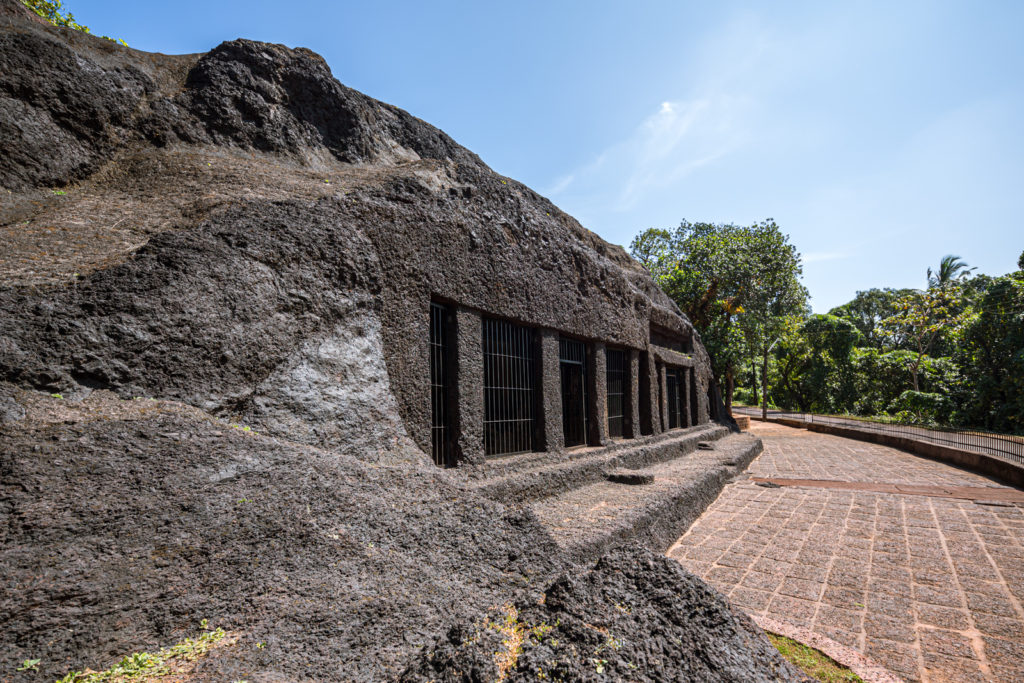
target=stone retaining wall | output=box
[757,416,1024,488]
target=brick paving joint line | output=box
[668,421,1024,683]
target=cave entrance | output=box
[666,368,682,429]
[483,317,537,456]
[606,348,627,439]
[559,338,588,448]
[429,302,455,467]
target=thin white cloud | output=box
[544,11,833,214]
[549,94,751,210]
[546,173,575,196]
[802,251,848,264]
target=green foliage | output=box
[630,219,807,405]
[880,286,962,392]
[732,386,756,405]
[56,620,228,682]
[926,254,974,289]
[17,659,41,671]
[799,314,861,412]
[767,314,861,413]
[892,390,953,425]
[828,288,916,349]
[732,257,1020,433]
[954,272,1024,433]
[1018,250,1023,271]
[21,0,126,45]
[635,222,1020,432]
[767,633,863,682]
[849,348,902,415]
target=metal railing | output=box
[732,405,1024,468]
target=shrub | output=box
[891,390,952,426]
[21,0,126,45]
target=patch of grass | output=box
[488,603,525,682]
[56,620,236,682]
[767,633,863,683]
[229,423,258,435]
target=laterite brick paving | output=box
[668,422,1024,683]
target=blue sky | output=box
[70,0,1024,311]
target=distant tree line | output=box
[633,222,1024,435]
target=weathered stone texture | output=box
[0,2,761,680]
[404,546,808,682]
[0,1,714,457]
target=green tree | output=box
[800,314,862,411]
[629,228,676,283]
[761,256,1017,430]
[927,254,974,289]
[630,221,750,400]
[765,315,861,413]
[764,316,813,410]
[828,288,916,349]
[736,223,809,417]
[851,348,916,414]
[955,272,1024,433]
[880,287,962,392]
[630,219,807,411]
[21,0,126,45]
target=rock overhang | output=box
[1,0,718,463]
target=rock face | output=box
[403,546,808,682]
[1,0,713,462]
[0,386,563,681]
[0,2,793,681]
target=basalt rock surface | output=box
[0,386,562,681]
[0,2,793,681]
[0,0,713,456]
[403,546,808,683]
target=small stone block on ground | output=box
[605,469,655,485]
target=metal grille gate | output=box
[606,348,626,438]
[688,367,698,426]
[560,338,588,447]
[429,303,454,466]
[666,368,684,429]
[483,317,536,456]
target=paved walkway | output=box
[667,421,1024,683]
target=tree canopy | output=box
[636,224,1023,433]
[927,254,974,289]
[630,219,807,406]
[752,256,1021,432]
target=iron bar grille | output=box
[559,338,588,447]
[606,348,626,438]
[689,367,698,426]
[483,317,536,456]
[656,363,664,429]
[731,406,1024,468]
[638,353,653,435]
[666,368,683,429]
[429,303,453,467]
